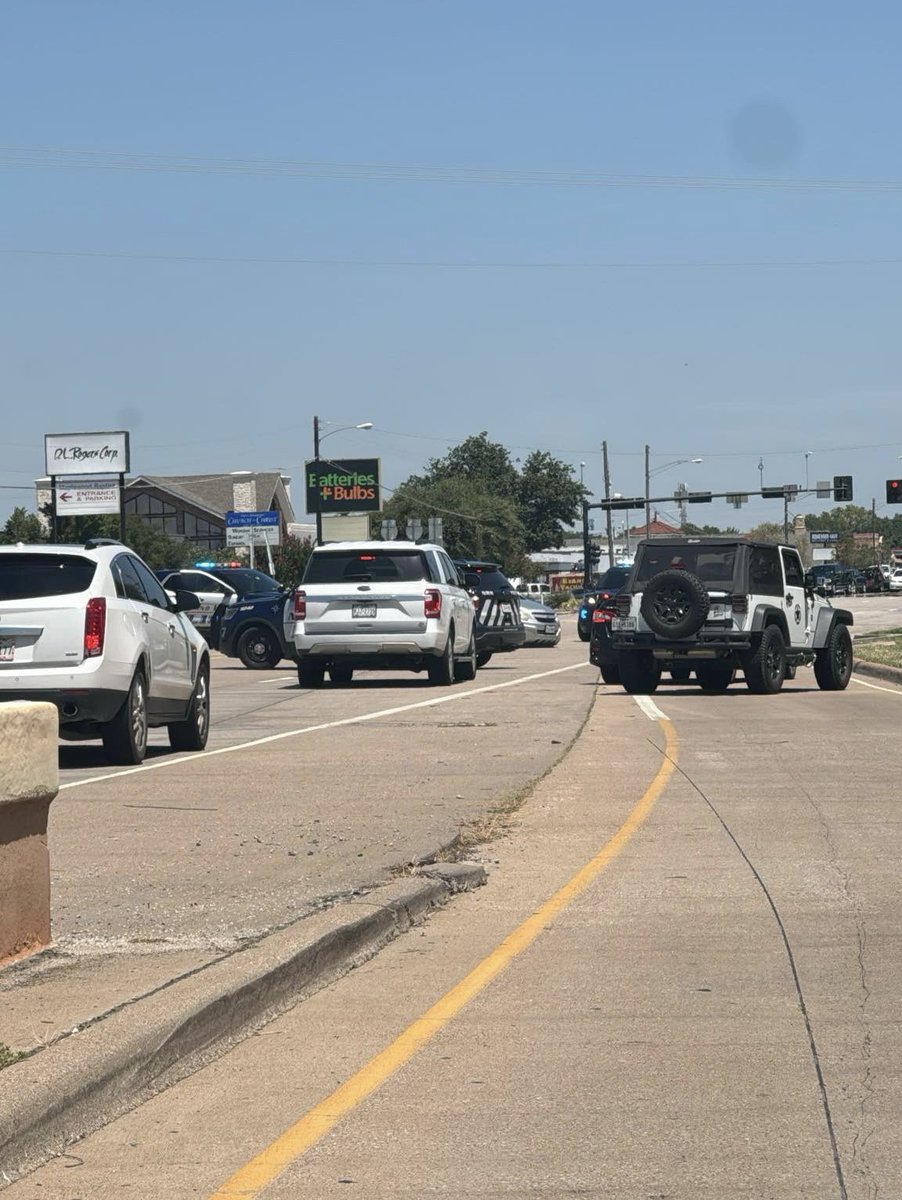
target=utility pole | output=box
[644,444,651,536]
[581,501,591,590]
[312,415,322,546]
[602,440,615,566]
[872,497,877,561]
[783,491,790,542]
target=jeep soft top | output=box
[609,536,853,695]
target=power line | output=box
[3,144,902,195]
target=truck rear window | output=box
[303,550,435,584]
[634,545,738,587]
[0,554,97,600]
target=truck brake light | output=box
[424,589,442,618]
[84,597,106,657]
[292,589,307,620]
[731,594,749,615]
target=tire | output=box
[476,651,493,668]
[599,662,621,685]
[578,626,591,643]
[454,631,477,682]
[297,660,325,688]
[102,669,148,765]
[427,632,455,686]
[236,625,281,670]
[618,652,662,695]
[814,623,853,691]
[329,664,354,685]
[669,666,692,683]
[640,570,710,640]
[695,662,734,692]
[168,660,210,751]
[743,625,786,694]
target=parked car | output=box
[0,539,210,764]
[860,566,888,593]
[578,566,631,641]
[156,564,284,640]
[890,568,902,592]
[453,558,526,666]
[293,541,477,686]
[519,596,561,646]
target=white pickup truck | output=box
[291,541,478,687]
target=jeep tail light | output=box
[84,597,106,657]
[615,594,631,618]
[424,588,442,618]
[292,589,307,620]
[731,593,749,615]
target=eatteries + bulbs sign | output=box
[305,458,381,514]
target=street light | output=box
[579,461,586,486]
[644,447,703,530]
[804,450,812,491]
[312,416,373,545]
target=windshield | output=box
[634,544,738,587]
[303,549,434,584]
[597,567,631,590]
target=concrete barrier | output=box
[0,701,59,966]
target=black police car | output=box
[453,558,526,666]
[579,566,631,641]
[214,586,296,669]
[156,564,283,643]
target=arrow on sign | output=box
[60,492,72,502]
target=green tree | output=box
[1,507,46,543]
[517,450,584,552]
[271,535,313,585]
[744,521,785,544]
[53,513,193,569]
[424,432,520,498]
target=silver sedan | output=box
[519,596,561,646]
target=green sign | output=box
[305,458,381,514]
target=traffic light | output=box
[833,475,853,502]
[887,479,902,504]
[589,544,602,564]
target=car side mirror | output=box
[172,589,201,613]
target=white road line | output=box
[851,675,902,695]
[632,694,670,722]
[60,661,592,791]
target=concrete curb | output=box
[0,862,485,1187]
[853,658,902,686]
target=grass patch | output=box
[854,630,902,669]
[0,1043,25,1070]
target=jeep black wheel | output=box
[297,660,325,688]
[619,652,662,695]
[743,625,786,694]
[695,662,734,692]
[640,570,710,640]
[237,625,281,670]
[599,662,621,685]
[814,623,853,691]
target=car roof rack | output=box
[83,537,123,549]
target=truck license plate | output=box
[612,617,637,631]
[0,638,14,662]
[352,604,377,619]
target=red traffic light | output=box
[887,479,902,504]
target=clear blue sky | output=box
[3,0,901,533]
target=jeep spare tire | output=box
[640,570,710,640]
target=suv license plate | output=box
[0,638,14,662]
[352,604,377,619]
[612,617,636,631]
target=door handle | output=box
[141,612,149,623]
[168,624,177,637]
[785,593,793,604]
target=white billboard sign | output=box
[812,547,836,562]
[45,430,130,477]
[226,526,281,547]
[55,478,121,515]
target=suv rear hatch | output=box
[0,553,98,669]
[298,548,436,634]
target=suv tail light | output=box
[292,589,307,620]
[592,606,614,624]
[615,594,631,618]
[731,593,749,615]
[424,589,442,618]
[84,597,106,657]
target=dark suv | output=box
[610,537,853,695]
[453,558,526,666]
[578,566,631,641]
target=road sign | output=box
[833,475,853,502]
[55,478,120,515]
[812,547,836,562]
[45,431,130,476]
[809,531,840,544]
[225,510,281,547]
[305,459,381,514]
[225,510,280,528]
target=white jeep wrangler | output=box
[609,537,854,695]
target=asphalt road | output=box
[8,622,902,1199]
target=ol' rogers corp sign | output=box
[305,457,381,513]
[45,431,131,476]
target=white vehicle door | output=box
[120,556,192,701]
[780,548,809,648]
[437,551,473,651]
[113,555,169,694]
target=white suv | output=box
[0,539,211,764]
[292,541,477,686]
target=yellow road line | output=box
[209,718,678,1199]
